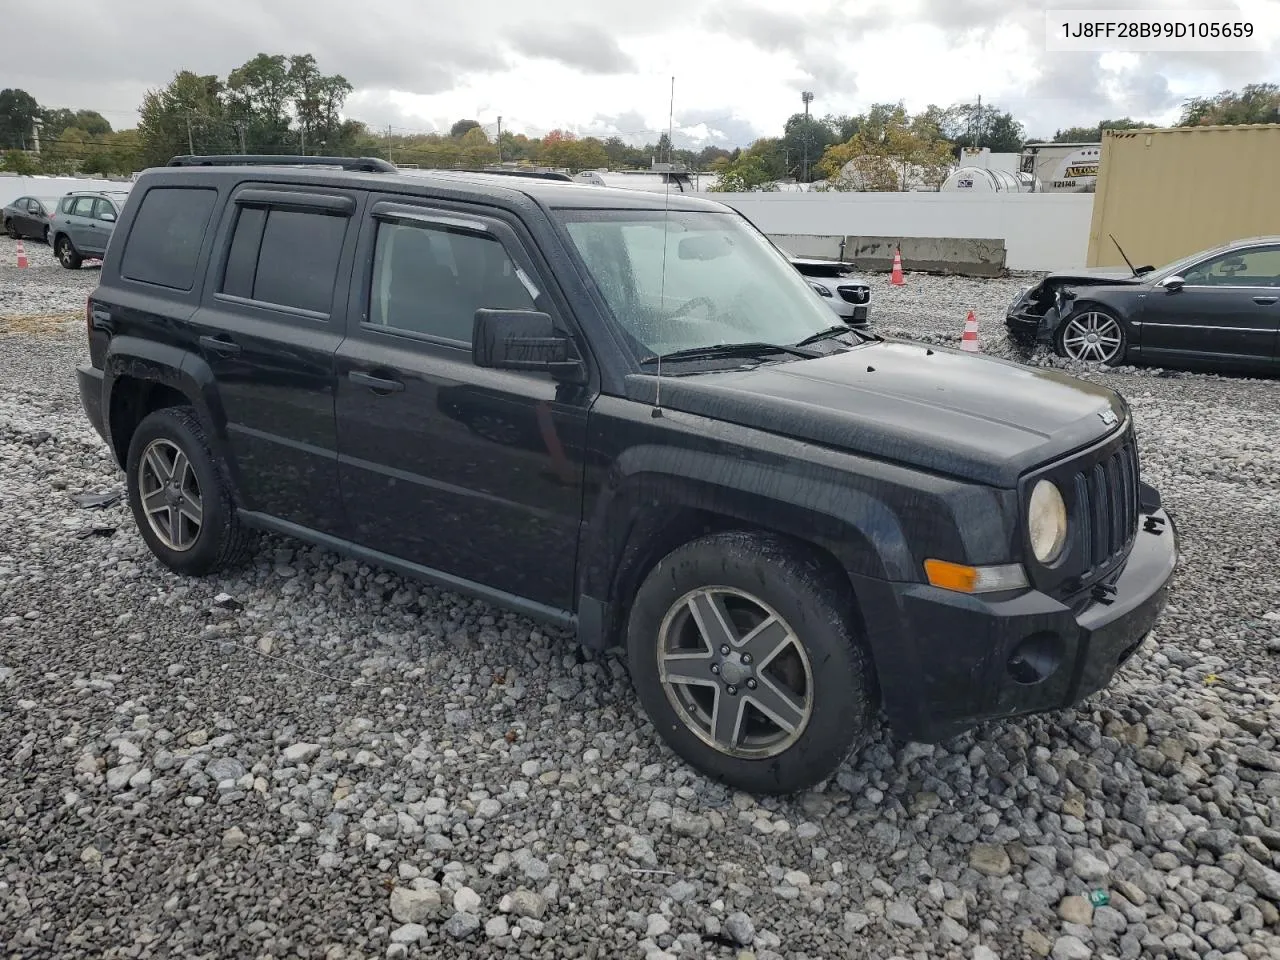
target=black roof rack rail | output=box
[451,168,576,182]
[168,154,398,173]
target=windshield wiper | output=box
[794,324,880,347]
[639,341,820,365]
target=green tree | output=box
[40,108,112,140]
[0,88,41,149]
[138,70,232,165]
[1052,118,1149,142]
[1179,83,1280,126]
[450,118,482,138]
[819,105,954,190]
[1,148,40,174]
[783,113,838,181]
[942,102,1025,152]
[710,138,788,191]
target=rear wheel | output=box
[626,531,877,794]
[42,224,50,244]
[56,236,82,269]
[125,406,254,576]
[1056,307,1127,365]
[4,219,17,239]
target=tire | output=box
[1055,305,1127,365]
[42,224,50,244]
[56,235,83,269]
[626,531,877,795]
[4,219,17,239]
[125,406,255,576]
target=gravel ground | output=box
[3,234,1280,960]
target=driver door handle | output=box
[1253,295,1278,305]
[349,370,405,393]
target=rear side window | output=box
[71,197,96,216]
[59,196,76,213]
[219,205,347,315]
[119,187,218,291]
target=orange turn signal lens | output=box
[924,559,1028,594]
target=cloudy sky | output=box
[8,0,1280,147]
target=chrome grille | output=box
[1071,436,1140,575]
[838,285,869,304]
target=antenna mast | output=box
[653,75,675,417]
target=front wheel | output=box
[56,236,83,269]
[1056,306,1127,365]
[4,219,17,239]
[626,531,877,794]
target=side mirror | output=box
[100,211,116,222]
[1159,275,1184,291]
[473,309,584,381]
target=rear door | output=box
[87,198,118,256]
[68,196,97,249]
[187,182,363,534]
[1141,244,1280,373]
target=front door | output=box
[67,196,97,251]
[333,197,592,613]
[188,184,363,534]
[1140,244,1280,373]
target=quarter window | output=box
[367,219,535,343]
[119,186,218,291]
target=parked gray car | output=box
[3,194,62,243]
[50,189,132,269]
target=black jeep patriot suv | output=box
[76,155,1179,794]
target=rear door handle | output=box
[1253,295,1278,305]
[349,370,405,393]
[199,334,242,357]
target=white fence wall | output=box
[0,174,133,209]
[693,192,1096,272]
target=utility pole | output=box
[185,112,194,154]
[801,91,814,182]
[386,124,393,163]
[496,116,502,163]
[300,122,306,156]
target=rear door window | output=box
[119,186,218,291]
[219,205,348,315]
[71,197,96,217]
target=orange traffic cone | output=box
[960,310,980,352]
[890,247,905,286]
[16,239,29,269]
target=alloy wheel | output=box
[1061,311,1123,363]
[137,438,203,551]
[657,586,814,759]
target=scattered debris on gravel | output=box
[2,236,1279,960]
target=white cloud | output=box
[4,0,1278,147]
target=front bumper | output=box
[1005,307,1053,345]
[826,300,869,326]
[855,506,1179,744]
[77,363,109,446]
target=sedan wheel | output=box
[1058,309,1126,364]
[4,219,17,239]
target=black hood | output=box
[625,340,1127,487]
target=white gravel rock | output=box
[3,248,1280,959]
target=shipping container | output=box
[1086,123,1280,268]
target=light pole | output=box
[801,91,814,182]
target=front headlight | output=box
[809,281,833,297]
[1028,480,1068,564]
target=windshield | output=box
[1148,243,1235,279]
[554,208,844,359]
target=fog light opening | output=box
[1007,632,1064,686]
